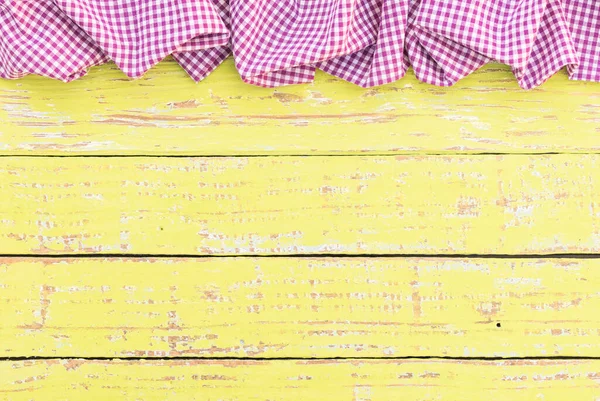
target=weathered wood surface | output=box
[3,60,600,401]
[1,155,599,255]
[2,257,600,358]
[1,59,600,156]
[2,359,600,401]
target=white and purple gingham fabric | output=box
[54,0,230,79]
[1,0,599,88]
[0,0,108,81]
[173,0,232,82]
[564,0,600,82]
[230,0,409,88]
[406,0,579,89]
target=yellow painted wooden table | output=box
[1,58,600,399]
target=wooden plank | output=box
[1,155,599,255]
[2,257,600,358]
[2,59,600,156]
[2,359,600,400]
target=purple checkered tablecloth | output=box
[1,0,598,88]
[407,0,581,89]
[231,0,409,88]
[0,0,109,82]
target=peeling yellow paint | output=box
[2,59,600,401]
[1,257,600,358]
[2,359,600,401]
[1,59,600,155]
[1,155,599,254]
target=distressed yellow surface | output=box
[2,257,600,358]
[1,155,599,255]
[3,60,600,400]
[3,359,600,401]
[1,59,600,156]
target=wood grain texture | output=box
[4,60,600,401]
[2,59,600,156]
[1,155,599,255]
[2,257,600,358]
[3,359,600,400]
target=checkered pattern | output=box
[1,0,600,88]
[513,0,579,89]
[407,0,579,89]
[405,0,490,87]
[0,0,108,82]
[564,0,600,82]
[317,0,410,87]
[174,0,232,82]
[54,0,230,79]
[231,0,409,88]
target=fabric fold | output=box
[407,0,579,89]
[231,0,409,88]
[0,0,108,82]
[54,0,231,79]
[1,0,599,88]
[512,0,579,89]
[318,0,409,87]
[564,0,600,82]
[173,0,232,82]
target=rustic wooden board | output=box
[2,59,600,156]
[3,359,600,400]
[1,155,599,255]
[2,257,600,358]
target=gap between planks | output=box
[3,253,600,258]
[0,152,586,157]
[3,357,600,401]
[4,356,600,362]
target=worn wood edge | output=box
[2,58,600,156]
[2,358,600,401]
[2,256,600,358]
[1,154,600,255]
